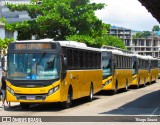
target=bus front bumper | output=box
[6,88,61,103]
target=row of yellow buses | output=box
[101,49,132,94]
[102,48,159,93]
[158,59,160,78]
[2,39,159,109]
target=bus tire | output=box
[125,79,128,91]
[87,84,93,102]
[137,78,140,89]
[143,77,146,87]
[149,77,152,84]
[61,87,72,109]
[154,76,157,83]
[20,103,30,109]
[112,81,118,94]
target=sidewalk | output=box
[0,99,19,110]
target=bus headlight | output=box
[48,85,59,96]
[132,77,137,81]
[7,86,15,95]
[103,79,112,87]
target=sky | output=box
[91,0,160,31]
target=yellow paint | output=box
[6,69,102,103]
[102,69,132,91]
[148,68,159,82]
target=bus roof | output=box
[14,39,100,52]
[134,54,149,60]
[146,55,158,60]
[15,39,53,43]
[101,48,131,57]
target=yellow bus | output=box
[101,49,132,94]
[4,39,102,109]
[158,59,160,78]
[132,55,149,88]
[148,56,158,83]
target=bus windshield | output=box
[7,53,60,80]
[102,57,112,77]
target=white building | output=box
[0,0,31,40]
[108,26,160,58]
[0,22,18,40]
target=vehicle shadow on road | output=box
[96,89,131,96]
[5,97,100,112]
[100,89,160,116]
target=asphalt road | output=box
[0,79,160,124]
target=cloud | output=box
[92,0,159,31]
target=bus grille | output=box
[15,94,47,100]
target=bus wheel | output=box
[87,84,93,102]
[137,79,140,89]
[154,76,157,83]
[61,87,72,109]
[112,81,118,94]
[20,103,30,109]
[149,77,152,84]
[125,79,128,91]
[143,78,146,87]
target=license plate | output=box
[26,96,35,100]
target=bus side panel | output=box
[138,70,149,85]
[116,69,132,89]
[60,70,102,101]
[91,70,102,94]
[149,68,159,82]
[102,69,132,91]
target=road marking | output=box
[151,107,159,116]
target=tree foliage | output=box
[0,19,14,53]
[3,0,126,49]
[133,31,151,38]
[66,35,126,49]
[96,35,126,49]
[5,0,110,40]
[152,25,160,32]
[0,38,14,54]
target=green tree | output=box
[66,35,95,46]
[152,25,160,32]
[95,35,126,49]
[142,31,151,38]
[0,19,14,54]
[0,38,14,54]
[133,31,151,38]
[5,0,109,40]
[67,35,126,49]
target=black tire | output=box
[154,76,157,83]
[125,79,128,91]
[61,87,72,109]
[20,103,30,109]
[112,81,118,95]
[87,84,93,102]
[136,78,140,89]
[150,77,152,84]
[143,78,146,87]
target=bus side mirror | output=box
[62,56,67,72]
[1,55,7,72]
[64,57,67,66]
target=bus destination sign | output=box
[15,43,52,50]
